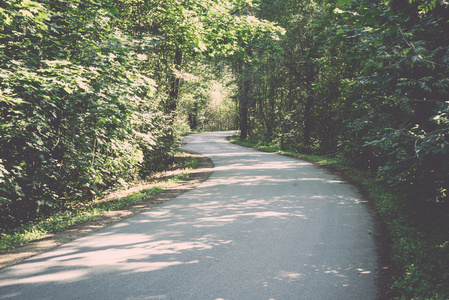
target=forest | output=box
[1,0,449,298]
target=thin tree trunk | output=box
[166,49,183,116]
[303,66,316,149]
[239,48,253,140]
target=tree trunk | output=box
[303,91,313,148]
[166,49,183,117]
[239,69,252,140]
[240,101,249,139]
[188,102,198,130]
[303,67,316,149]
[239,49,253,140]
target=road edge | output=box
[0,149,214,270]
[227,137,393,300]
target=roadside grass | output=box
[0,152,197,251]
[230,135,449,299]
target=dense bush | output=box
[335,0,449,209]
[0,0,174,230]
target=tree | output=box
[0,0,162,228]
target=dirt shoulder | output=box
[0,150,213,270]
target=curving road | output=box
[0,132,378,299]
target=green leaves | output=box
[336,0,352,6]
[408,0,440,13]
[107,5,119,15]
[0,0,174,231]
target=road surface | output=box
[0,132,378,299]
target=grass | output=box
[230,135,449,299]
[0,153,196,251]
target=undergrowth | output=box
[0,153,196,251]
[230,135,449,299]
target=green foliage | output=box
[231,0,449,297]
[332,0,449,205]
[0,0,279,232]
[0,0,176,230]
[177,63,238,132]
[0,160,194,251]
[1,0,275,232]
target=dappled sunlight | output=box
[323,268,348,278]
[255,261,376,295]
[192,210,306,227]
[200,152,258,158]
[210,153,310,170]
[273,271,304,282]
[134,195,312,229]
[201,174,297,187]
[0,230,235,288]
[120,260,199,274]
[0,269,90,286]
[335,195,363,205]
[298,177,326,181]
[0,132,377,299]
[258,263,375,291]
[55,233,233,267]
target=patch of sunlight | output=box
[121,260,199,273]
[213,160,301,171]
[192,211,307,227]
[274,271,304,282]
[201,175,296,187]
[297,177,326,181]
[0,270,89,286]
[323,267,348,278]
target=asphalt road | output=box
[0,132,378,300]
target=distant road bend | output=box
[0,132,378,299]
